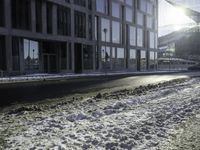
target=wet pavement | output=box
[0,72,199,106]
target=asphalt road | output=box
[0,72,199,107]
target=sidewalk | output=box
[0,70,188,84]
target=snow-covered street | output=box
[1,78,200,150]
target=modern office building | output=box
[0,0,158,75]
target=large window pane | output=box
[101,46,111,69]
[137,28,143,47]
[101,18,110,42]
[83,45,93,70]
[126,0,132,6]
[126,7,132,22]
[140,50,146,71]
[149,51,155,70]
[137,12,144,26]
[149,31,155,49]
[130,26,136,46]
[146,16,153,29]
[112,2,120,18]
[11,0,31,30]
[96,0,108,14]
[139,0,147,12]
[112,21,121,43]
[74,11,86,38]
[24,39,39,72]
[129,49,136,70]
[116,48,125,68]
[147,2,153,15]
[57,6,71,36]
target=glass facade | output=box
[0,0,158,74]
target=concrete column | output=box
[4,0,11,30]
[31,0,36,33]
[86,13,89,40]
[71,42,75,72]
[5,36,12,73]
[42,1,47,34]
[52,5,58,35]
[19,39,24,73]
[4,0,12,73]
[70,7,75,38]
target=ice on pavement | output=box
[0,78,200,149]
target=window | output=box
[74,0,86,7]
[101,46,111,69]
[126,7,132,22]
[137,12,144,26]
[146,16,153,29]
[35,0,42,32]
[112,47,125,69]
[117,48,125,69]
[83,45,93,70]
[140,50,146,71]
[47,2,53,34]
[74,11,86,38]
[147,2,153,15]
[149,51,155,70]
[12,38,21,71]
[57,6,71,36]
[112,2,120,18]
[126,0,132,6]
[149,31,155,49]
[11,0,31,30]
[101,18,110,42]
[0,1,4,27]
[139,0,147,12]
[23,39,39,72]
[88,15,92,40]
[129,49,136,70]
[112,21,121,43]
[96,0,109,14]
[137,28,144,47]
[61,44,67,70]
[130,26,136,46]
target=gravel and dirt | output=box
[1,77,200,150]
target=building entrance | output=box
[43,54,57,73]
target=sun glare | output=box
[168,7,188,30]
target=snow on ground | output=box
[1,78,200,149]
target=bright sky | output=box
[158,0,200,36]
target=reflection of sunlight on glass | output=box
[168,7,188,30]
